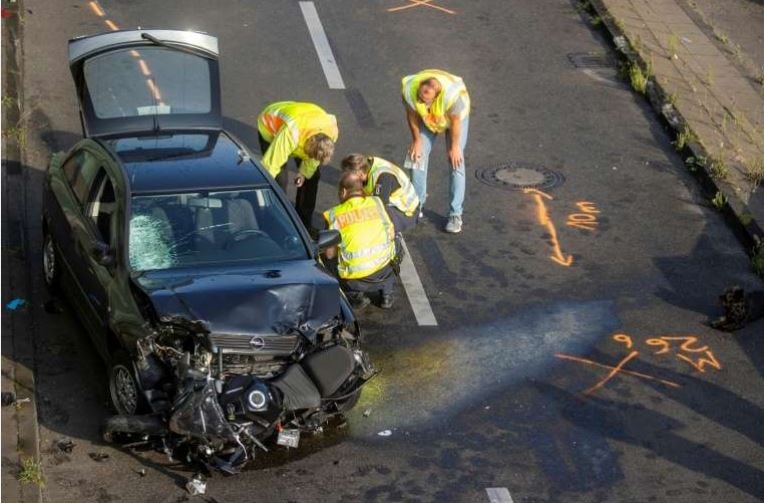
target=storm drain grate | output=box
[567,52,615,69]
[475,163,565,191]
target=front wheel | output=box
[108,351,144,416]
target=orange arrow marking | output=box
[524,188,573,267]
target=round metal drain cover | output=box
[475,163,565,191]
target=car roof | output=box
[106,131,270,194]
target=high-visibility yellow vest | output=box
[257,101,338,160]
[323,196,395,279]
[401,69,470,133]
[364,157,420,217]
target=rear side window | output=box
[71,151,102,206]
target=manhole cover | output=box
[475,164,565,191]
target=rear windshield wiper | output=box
[140,33,214,59]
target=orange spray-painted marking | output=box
[388,0,456,15]
[524,188,573,266]
[554,353,681,388]
[583,351,639,395]
[567,201,600,231]
[612,333,633,349]
[88,1,105,17]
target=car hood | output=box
[134,261,341,337]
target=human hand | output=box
[407,139,422,162]
[448,146,463,170]
[295,174,306,188]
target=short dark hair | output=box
[341,153,370,173]
[339,170,365,194]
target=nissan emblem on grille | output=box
[249,336,266,350]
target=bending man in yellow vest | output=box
[257,101,338,229]
[341,154,420,233]
[402,69,470,234]
[323,172,397,310]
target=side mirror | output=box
[316,229,341,251]
[91,240,115,267]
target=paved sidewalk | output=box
[592,0,764,249]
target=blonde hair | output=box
[305,133,335,164]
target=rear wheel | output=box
[42,230,60,292]
[108,351,144,416]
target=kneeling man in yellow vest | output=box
[341,154,420,234]
[323,172,398,310]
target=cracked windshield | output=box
[129,188,308,271]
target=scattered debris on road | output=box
[88,452,109,462]
[5,298,26,310]
[185,474,207,495]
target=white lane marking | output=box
[399,237,437,326]
[299,1,346,89]
[485,487,514,503]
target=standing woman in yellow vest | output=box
[341,154,420,233]
[401,69,470,234]
[323,172,397,310]
[257,101,338,230]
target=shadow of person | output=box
[533,380,764,499]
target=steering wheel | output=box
[223,229,270,249]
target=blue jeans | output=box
[409,116,468,217]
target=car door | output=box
[67,29,221,138]
[72,163,122,358]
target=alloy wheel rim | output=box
[43,238,55,285]
[112,365,138,415]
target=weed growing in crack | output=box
[752,240,764,277]
[629,63,649,94]
[744,159,764,189]
[675,126,697,150]
[709,157,728,180]
[17,458,44,487]
[711,191,727,210]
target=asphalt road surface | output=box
[12,0,764,501]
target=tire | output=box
[42,230,60,293]
[108,351,145,416]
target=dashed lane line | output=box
[399,237,438,326]
[486,487,514,503]
[299,1,346,90]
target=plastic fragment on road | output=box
[277,429,300,448]
[1,8,12,18]
[5,298,26,310]
[363,409,371,417]
[377,430,392,437]
[186,474,207,495]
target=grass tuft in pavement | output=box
[708,156,728,180]
[711,191,727,210]
[752,240,764,277]
[17,457,45,487]
[743,159,764,189]
[629,63,649,94]
[674,125,697,150]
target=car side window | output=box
[71,151,102,207]
[86,169,117,245]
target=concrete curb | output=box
[588,0,764,258]
[1,0,44,501]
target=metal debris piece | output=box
[88,452,110,462]
[185,474,207,495]
[277,429,300,448]
[55,438,75,454]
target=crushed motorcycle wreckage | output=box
[102,284,376,475]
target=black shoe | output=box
[349,294,371,310]
[380,294,394,309]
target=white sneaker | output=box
[445,215,462,233]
